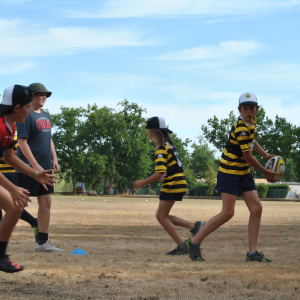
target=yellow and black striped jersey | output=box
[0,128,18,174]
[155,142,187,193]
[219,116,256,176]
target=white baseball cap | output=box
[0,85,33,113]
[239,92,258,106]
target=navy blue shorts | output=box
[160,192,185,201]
[216,171,256,196]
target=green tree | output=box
[114,100,153,190]
[51,107,106,192]
[203,165,217,196]
[255,110,298,163]
[292,126,300,182]
[283,158,297,182]
[84,100,152,193]
[190,138,218,179]
[201,111,236,151]
[79,152,106,191]
[184,168,198,191]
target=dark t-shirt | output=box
[16,110,52,172]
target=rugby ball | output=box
[265,156,285,182]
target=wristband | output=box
[34,171,39,181]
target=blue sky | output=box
[1,0,300,155]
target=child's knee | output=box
[222,209,234,221]
[250,203,262,216]
[5,205,23,219]
[155,211,161,222]
[156,211,166,223]
[45,201,52,210]
[39,196,52,210]
[15,206,23,216]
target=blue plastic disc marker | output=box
[70,249,87,255]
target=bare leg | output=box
[0,186,23,241]
[37,194,51,234]
[168,215,195,229]
[192,193,236,245]
[156,201,183,246]
[242,190,262,253]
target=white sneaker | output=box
[35,240,64,253]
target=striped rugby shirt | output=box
[0,126,18,174]
[155,142,187,193]
[219,116,256,176]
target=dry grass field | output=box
[0,195,299,300]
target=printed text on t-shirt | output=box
[36,119,51,132]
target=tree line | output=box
[51,100,300,193]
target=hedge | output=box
[267,184,289,198]
[254,184,289,198]
[256,183,269,198]
[191,183,290,199]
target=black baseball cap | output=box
[0,85,33,114]
[146,117,173,134]
[28,83,52,98]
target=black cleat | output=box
[182,240,205,261]
[165,245,188,255]
[190,221,205,236]
[0,255,24,273]
[246,251,272,263]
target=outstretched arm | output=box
[253,140,274,161]
[134,173,164,189]
[4,148,58,191]
[243,149,277,182]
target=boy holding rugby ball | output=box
[183,92,278,263]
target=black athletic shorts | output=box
[160,192,185,201]
[15,173,54,197]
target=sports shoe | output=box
[182,240,205,261]
[181,238,190,252]
[246,251,272,263]
[35,240,64,253]
[165,244,188,255]
[32,225,38,242]
[190,221,206,236]
[0,255,24,273]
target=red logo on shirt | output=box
[36,119,51,131]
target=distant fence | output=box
[98,187,160,195]
[190,185,220,197]
[135,187,160,195]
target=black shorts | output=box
[216,171,256,197]
[160,192,185,201]
[15,173,54,197]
